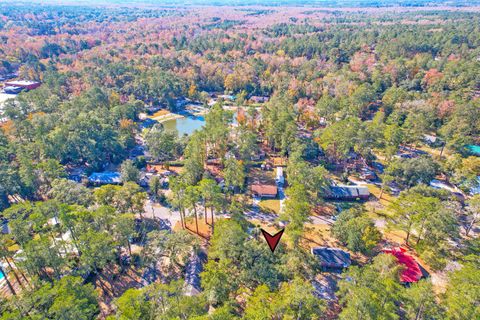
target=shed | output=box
[311,247,351,271]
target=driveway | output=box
[144,200,181,228]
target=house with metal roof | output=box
[311,247,351,271]
[88,171,122,185]
[324,185,370,201]
[383,248,424,284]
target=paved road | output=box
[276,167,286,213]
[278,185,285,213]
[144,200,181,228]
[310,215,335,226]
[244,209,277,223]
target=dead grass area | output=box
[380,229,408,246]
[366,183,394,206]
[301,224,336,250]
[233,193,252,205]
[146,163,170,174]
[95,265,146,317]
[248,167,275,185]
[415,144,452,159]
[149,109,171,118]
[248,218,278,233]
[168,165,184,174]
[271,157,287,166]
[7,243,20,252]
[301,224,370,265]
[312,203,337,216]
[147,164,183,174]
[206,164,222,178]
[173,217,213,241]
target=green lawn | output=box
[259,199,281,214]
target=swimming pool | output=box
[467,145,480,155]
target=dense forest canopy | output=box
[20,0,480,7]
[0,2,479,320]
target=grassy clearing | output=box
[366,183,394,206]
[173,217,213,240]
[301,224,336,250]
[148,110,184,122]
[259,199,281,214]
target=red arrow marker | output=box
[261,229,284,253]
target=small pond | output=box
[161,110,238,136]
[162,115,206,136]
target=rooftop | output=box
[251,184,278,196]
[311,247,351,268]
[383,248,423,283]
[326,185,370,199]
[88,171,122,184]
[5,80,40,86]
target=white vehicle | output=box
[275,166,285,185]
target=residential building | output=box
[383,248,424,284]
[4,80,41,91]
[324,185,370,201]
[88,171,122,185]
[311,247,351,271]
[251,184,278,198]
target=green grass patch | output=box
[259,199,281,214]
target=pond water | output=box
[467,145,480,155]
[161,111,239,136]
[162,115,205,136]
